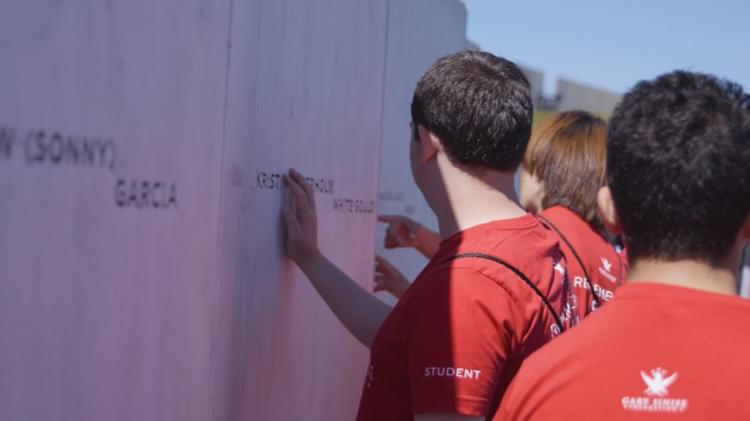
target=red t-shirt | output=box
[537,206,626,319]
[356,215,574,420]
[495,282,750,420]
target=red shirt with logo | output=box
[537,206,626,319]
[494,282,750,420]
[356,215,573,420]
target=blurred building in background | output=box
[556,78,621,116]
[515,61,622,122]
[467,38,621,118]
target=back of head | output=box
[608,71,750,266]
[524,111,607,231]
[411,51,533,172]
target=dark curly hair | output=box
[607,71,750,266]
[411,51,532,172]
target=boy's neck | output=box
[432,168,527,239]
[627,259,739,296]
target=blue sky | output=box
[465,0,750,95]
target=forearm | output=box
[297,252,393,348]
[415,227,441,259]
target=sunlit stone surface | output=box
[0,1,467,419]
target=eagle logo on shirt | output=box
[640,368,678,397]
[553,261,565,275]
[601,257,613,272]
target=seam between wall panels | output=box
[207,0,237,419]
[372,0,392,280]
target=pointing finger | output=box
[378,214,400,224]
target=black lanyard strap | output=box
[536,214,603,307]
[445,252,565,335]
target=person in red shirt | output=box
[495,71,750,420]
[377,111,626,323]
[520,111,626,319]
[282,51,575,421]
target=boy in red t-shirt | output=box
[495,71,750,420]
[520,111,626,317]
[282,52,575,420]
[377,111,626,321]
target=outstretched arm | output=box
[379,214,441,259]
[282,169,392,348]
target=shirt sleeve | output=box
[494,347,563,421]
[408,266,520,416]
[493,367,528,421]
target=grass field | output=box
[532,110,557,128]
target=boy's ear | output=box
[417,125,440,164]
[597,185,623,236]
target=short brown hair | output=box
[523,111,607,230]
[411,51,532,172]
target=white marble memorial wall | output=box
[210,1,389,420]
[375,0,469,301]
[0,1,468,420]
[0,1,231,420]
